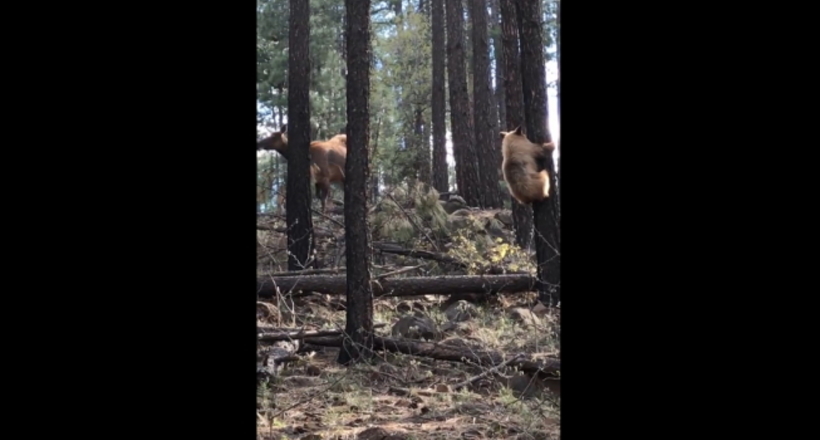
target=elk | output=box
[257,124,347,213]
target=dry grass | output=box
[257,292,560,440]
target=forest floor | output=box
[257,188,560,439]
[257,291,560,440]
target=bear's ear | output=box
[499,131,508,139]
[512,125,523,135]
[543,142,556,152]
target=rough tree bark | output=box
[517,0,560,307]
[286,0,316,271]
[555,0,560,118]
[500,0,533,250]
[471,0,503,209]
[446,0,481,207]
[431,0,449,193]
[490,0,506,130]
[339,0,375,365]
[555,0,560,192]
[257,274,539,297]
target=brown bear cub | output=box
[499,125,556,205]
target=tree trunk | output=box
[340,0,375,365]
[414,107,431,186]
[555,1,561,120]
[370,114,383,205]
[431,0,449,193]
[421,109,433,187]
[490,0,506,130]
[500,0,533,250]
[555,0,560,191]
[464,0,473,106]
[287,0,317,271]
[471,0,503,209]
[446,0,481,207]
[516,0,560,307]
[257,274,539,297]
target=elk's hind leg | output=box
[315,182,330,214]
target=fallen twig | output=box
[388,386,434,397]
[258,323,387,343]
[265,267,345,277]
[375,265,423,279]
[452,353,525,391]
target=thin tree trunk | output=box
[500,0,533,250]
[555,0,560,121]
[287,0,316,271]
[418,108,432,187]
[431,0,449,193]
[370,114,382,205]
[339,0,375,365]
[471,0,503,209]
[516,0,559,307]
[490,0,506,130]
[555,0,560,193]
[413,107,430,186]
[446,0,481,207]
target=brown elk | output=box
[257,124,347,213]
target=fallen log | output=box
[303,335,560,377]
[258,323,387,343]
[256,274,538,298]
[372,241,466,268]
[264,267,345,277]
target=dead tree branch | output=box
[264,267,346,277]
[452,353,525,391]
[303,336,560,377]
[372,241,466,267]
[386,193,440,252]
[375,265,423,279]
[258,323,387,343]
